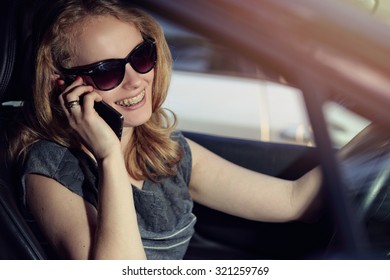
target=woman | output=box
[8,0,322,259]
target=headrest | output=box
[0,0,36,105]
[0,0,17,103]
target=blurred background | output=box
[163,0,388,147]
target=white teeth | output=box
[115,91,145,107]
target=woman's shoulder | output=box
[171,130,192,184]
[171,130,189,152]
[25,140,68,167]
[22,139,98,206]
[23,140,89,183]
[28,139,69,158]
[25,140,74,170]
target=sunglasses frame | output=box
[60,37,157,91]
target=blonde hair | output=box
[10,0,182,181]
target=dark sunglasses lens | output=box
[92,60,125,90]
[130,41,157,74]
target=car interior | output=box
[1,0,389,260]
[0,0,48,260]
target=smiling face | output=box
[72,15,154,129]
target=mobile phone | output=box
[94,101,124,140]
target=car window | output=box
[160,15,263,79]
[158,16,313,146]
[324,102,370,148]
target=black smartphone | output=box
[94,101,124,140]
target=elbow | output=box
[290,170,323,223]
[290,190,324,223]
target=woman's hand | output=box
[58,76,121,160]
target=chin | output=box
[123,110,153,128]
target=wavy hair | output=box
[9,0,182,181]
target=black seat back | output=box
[0,180,47,259]
[0,0,47,260]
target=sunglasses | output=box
[61,38,157,91]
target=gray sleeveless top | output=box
[19,131,196,259]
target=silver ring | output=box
[66,100,80,109]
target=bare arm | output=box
[92,147,145,259]
[24,78,146,259]
[187,138,321,222]
[26,146,145,259]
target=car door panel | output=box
[183,131,332,259]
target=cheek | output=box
[146,70,155,88]
[94,90,108,102]
[146,71,155,100]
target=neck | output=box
[120,126,134,153]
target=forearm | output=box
[292,167,323,221]
[92,148,146,259]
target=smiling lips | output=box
[115,90,145,107]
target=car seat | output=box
[0,0,47,259]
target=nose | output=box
[122,63,142,89]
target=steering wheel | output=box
[337,123,390,257]
[339,123,390,218]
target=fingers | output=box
[58,77,93,114]
[51,73,66,92]
[58,76,107,134]
[82,90,103,116]
[55,77,119,157]
[58,78,104,145]
[66,100,81,109]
